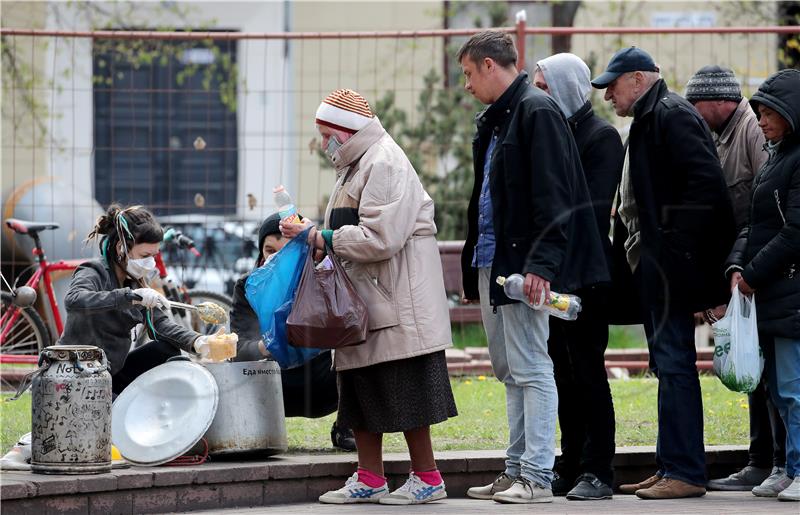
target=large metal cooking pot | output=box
[203,360,287,456]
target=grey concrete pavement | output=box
[188,492,798,514]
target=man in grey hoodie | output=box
[533,53,624,500]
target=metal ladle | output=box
[169,301,228,324]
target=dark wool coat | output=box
[611,79,736,318]
[462,72,610,306]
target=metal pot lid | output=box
[111,360,218,466]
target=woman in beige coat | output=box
[281,89,457,505]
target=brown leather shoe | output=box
[635,478,706,499]
[619,474,661,495]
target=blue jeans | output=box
[642,307,706,486]
[762,335,800,479]
[479,268,557,488]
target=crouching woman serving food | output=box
[281,89,457,505]
[58,204,235,395]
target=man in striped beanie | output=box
[315,88,374,163]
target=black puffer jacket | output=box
[461,72,610,306]
[727,69,800,338]
[229,273,265,362]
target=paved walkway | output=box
[191,492,796,514]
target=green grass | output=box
[451,323,487,349]
[1,377,748,456]
[1,393,31,454]
[608,325,648,349]
[452,322,647,349]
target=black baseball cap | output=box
[591,47,659,89]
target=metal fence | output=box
[1,21,798,310]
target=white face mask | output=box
[126,256,157,279]
[325,135,343,160]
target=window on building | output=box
[93,36,238,216]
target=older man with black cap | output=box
[592,47,736,499]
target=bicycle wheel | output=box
[0,292,50,357]
[181,289,233,336]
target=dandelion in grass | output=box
[478,375,486,381]
[464,380,473,385]
[740,403,749,409]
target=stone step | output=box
[0,446,748,514]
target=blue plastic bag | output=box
[245,228,322,369]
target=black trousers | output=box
[748,339,787,468]
[548,288,616,486]
[112,339,181,395]
[281,351,338,418]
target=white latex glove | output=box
[131,288,170,311]
[193,335,212,359]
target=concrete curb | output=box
[1,446,748,514]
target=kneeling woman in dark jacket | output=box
[727,69,800,501]
[59,205,214,395]
[229,213,355,451]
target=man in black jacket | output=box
[533,52,624,500]
[592,47,736,499]
[459,31,609,504]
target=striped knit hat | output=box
[685,65,742,103]
[315,89,374,133]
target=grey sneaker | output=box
[318,472,388,504]
[566,473,613,500]
[492,477,553,504]
[752,467,792,497]
[467,472,516,500]
[707,465,772,491]
[777,476,800,502]
[378,472,447,505]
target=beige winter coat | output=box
[714,97,767,230]
[323,116,452,371]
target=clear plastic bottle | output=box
[496,274,582,321]
[273,185,301,224]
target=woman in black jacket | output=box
[727,69,800,501]
[229,213,355,451]
[60,205,215,394]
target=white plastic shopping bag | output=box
[711,285,763,393]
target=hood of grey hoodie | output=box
[536,53,591,119]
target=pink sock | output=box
[415,469,443,486]
[357,467,386,488]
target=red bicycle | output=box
[0,219,82,364]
